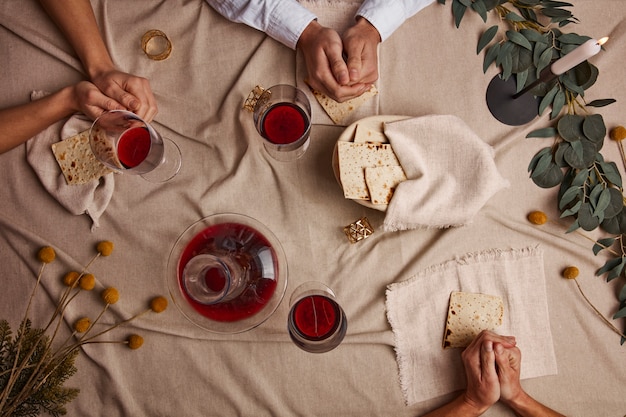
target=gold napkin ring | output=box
[243,85,267,112]
[141,29,172,61]
[344,217,374,244]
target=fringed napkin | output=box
[385,247,558,405]
[383,115,509,231]
[296,0,379,126]
[26,92,114,230]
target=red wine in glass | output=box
[261,103,309,144]
[292,295,341,340]
[117,126,151,168]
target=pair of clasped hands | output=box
[297,17,381,103]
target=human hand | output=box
[90,69,158,122]
[341,17,380,87]
[297,20,371,102]
[494,343,524,405]
[461,330,517,414]
[70,81,125,120]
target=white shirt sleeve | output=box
[356,0,436,41]
[204,0,317,50]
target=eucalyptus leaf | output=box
[592,188,611,216]
[598,162,622,187]
[596,256,623,276]
[563,140,596,169]
[578,62,599,91]
[543,1,574,7]
[533,42,548,67]
[561,200,582,218]
[477,25,499,54]
[601,187,624,218]
[452,0,467,27]
[506,30,533,50]
[483,43,501,73]
[583,114,606,143]
[537,46,554,75]
[543,7,573,20]
[593,238,616,256]
[559,185,582,210]
[539,85,559,116]
[587,99,616,108]
[558,114,585,142]
[472,0,488,22]
[530,149,553,178]
[504,12,526,22]
[619,283,626,302]
[512,47,533,74]
[571,167,589,187]
[551,89,566,119]
[558,33,590,44]
[607,258,626,282]
[521,28,546,43]
[516,69,529,92]
[615,306,626,319]
[531,161,563,188]
[561,75,585,96]
[528,147,552,172]
[565,218,580,233]
[578,202,600,231]
[526,127,557,138]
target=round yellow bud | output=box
[79,273,96,291]
[62,271,81,287]
[527,211,548,225]
[562,266,579,280]
[609,126,626,141]
[102,287,120,304]
[97,241,114,257]
[150,296,168,313]
[127,334,144,350]
[74,317,91,333]
[37,246,56,264]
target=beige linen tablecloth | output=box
[1,1,625,416]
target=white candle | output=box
[551,37,608,75]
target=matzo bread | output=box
[442,291,504,349]
[337,141,400,200]
[364,165,407,204]
[354,119,387,143]
[51,130,112,185]
[311,84,378,125]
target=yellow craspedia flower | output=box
[79,273,96,291]
[74,317,91,333]
[37,246,56,263]
[527,211,548,225]
[97,241,114,257]
[127,334,144,350]
[62,271,81,287]
[563,266,579,279]
[609,126,626,141]
[102,287,120,304]
[150,296,168,313]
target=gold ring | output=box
[141,29,172,61]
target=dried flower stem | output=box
[572,278,626,339]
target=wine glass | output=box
[89,110,181,182]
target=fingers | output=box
[92,70,158,122]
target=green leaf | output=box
[537,47,554,75]
[506,30,533,50]
[583,114,606,143]
[596,256,623,276]
[559,185,582,210]
[539,85,559,116]
[516,69,529,92]
[483,43,501,73]
[607,258,626,281]
[561,200,582,218]
[477,26,499,54]
[452,0,467,27]
[472,0,488,22]
[558,114,585,142]
[593,238,616,255]
[598,162,622,188]
[601,187,624,218]
[563,140,596,169]
[551,89,566,119]
[587,99,616,108]
[619,283,626,302]
[557,33,590,44]
[592,188,611,217]
[566,218,580,233]
[526,127,557,138]
[504,12,526,22]
[521,28,547,43]
[531,161,563,188]
[578,202,600,231]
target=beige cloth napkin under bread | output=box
[296,0,379,126]
[385,246,558,405]
[26,92,114,230]
[383,115,509,231]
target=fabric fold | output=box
[385,246,558,405]
[26,92,114,230]
[383,115,509,231]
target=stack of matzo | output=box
[337,120,406,205]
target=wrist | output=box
[502,389,532,412]
[296,19,322,50]
[354,16,381,42]
[458,393,490,416]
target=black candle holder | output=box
[486,68,557,126]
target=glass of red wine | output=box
[287,281,347,353]
[89,110,181,182]
[253,84,311,162]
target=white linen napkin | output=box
[296,0,379,126]
[385,246,558,406]
[26,92,114,230]
[383,115,509,231]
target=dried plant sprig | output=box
[0,241,168,416]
